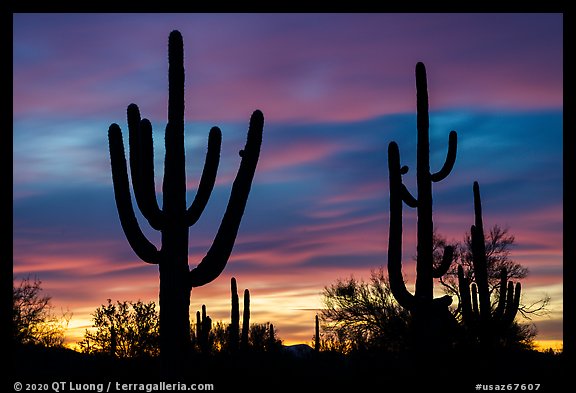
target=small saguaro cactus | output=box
[230,277,240,353]
[107,29,263,369]
[387,62,458,348]
[230,277,251,352]
[458,181,521,347]
[267,322,283,352]
[241,288,250,351]
[196,304,212,355]
[314,314,320,352]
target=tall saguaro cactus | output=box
[107,30,263,369]
[387,62,458,347]
[458,181,521,347]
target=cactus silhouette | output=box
[195,304,212,355]
[229,277,251,352]
[387,62,458,349]
[314,314,320,352]
[230,277,240,353]
[241,288,250,351]
[458,181,521,347]
[107,30,263,370]
[268,323,276,350]
[266,322,282,352]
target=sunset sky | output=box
[12,13,563,350]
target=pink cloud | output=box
[256,139,349,173]
[14,14,562,125]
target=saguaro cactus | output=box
[314,314,320,352]
[230,277,240,353]
[458,181,521,347]
[241,288,250,351]
[196,304,212,355]
[107,30,263,368]
[387,62,458,347]
[230,277,251,352]
[268,323,276,350]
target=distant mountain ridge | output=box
[282,343,314,358]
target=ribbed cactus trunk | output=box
[230,277,240,353]
[415,63,434,301]
[107,30,263,374]
[387,62,458,350]
[160,34,190,356]
[458,182,521,347]
[241,288,250,351]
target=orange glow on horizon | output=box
[57,274,562,354]
[533,340,563,353]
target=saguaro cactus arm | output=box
[126,104,164,230]
[127,103,222,233]
[400,166,418,208]
[430,131,458,182]
[387,141,416,310]
[471,182,492,320]
[433,245,454,278]
[494,268,521,324]
[494,268,508,320]
[458,265,473,324]
[189,110,264,288]
[504,281,521,324]
[186,127,222,226]
[108,123,160,264]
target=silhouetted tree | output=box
[13,276,70,347]
[107,30,263,372]
[79,299,159,358]
[318,329,352,354]
[248,322,282,352]
[320,268,410,353]
[207,321,228,353]
[437,226,549,322]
